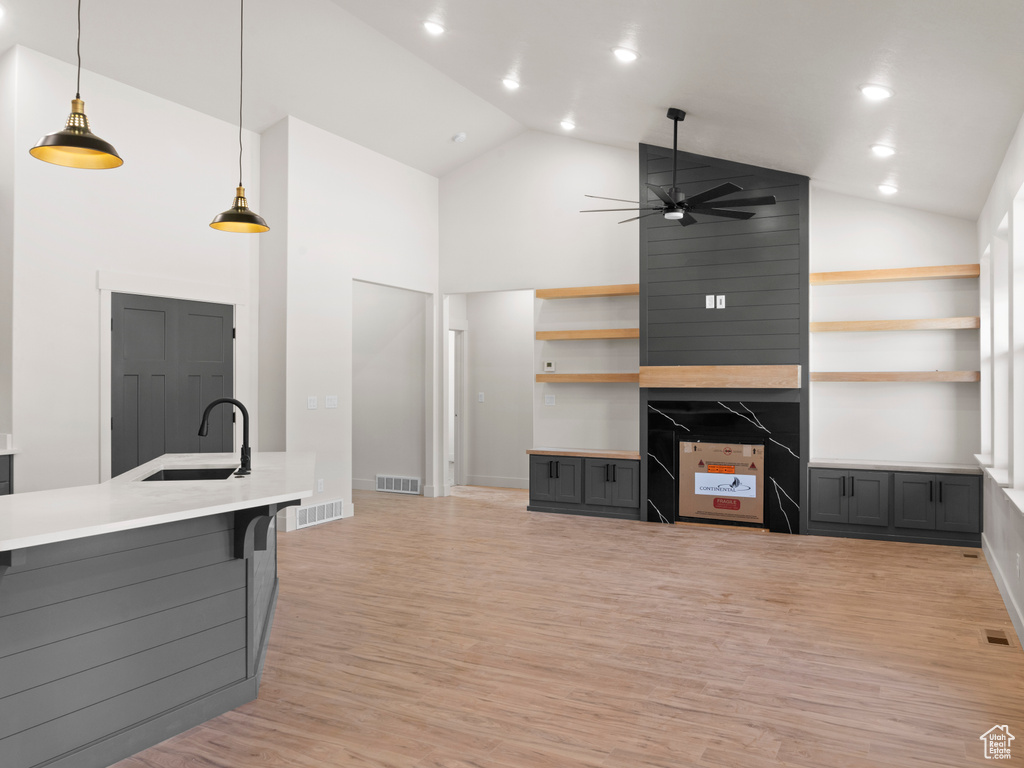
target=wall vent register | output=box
[376,474,422,495]
[295,500,345,529]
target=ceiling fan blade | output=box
[585,194,641,204]
[680,212,698,227]
[691,195,777,209]
[691,208,757,220]
[645,183,675,205]
[685,182,743,206]
[618,211,664,224]
[580,207,654,213]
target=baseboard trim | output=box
[352,478,376,491]
[983,530,1024,646]
[465,475,528,490]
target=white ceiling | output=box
[2,0,1023,219]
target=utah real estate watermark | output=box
[980,725,1014,760]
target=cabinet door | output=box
[935,475,981,533]
[553,458,582,504]
[0,481,8,496]
[809,469,848,523]
[610,461,640,509]
[583,459,613,506]
[893,473,936,529]
[847,470,889,527]
[529,456,557,502]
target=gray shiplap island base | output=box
[0,452,314,768]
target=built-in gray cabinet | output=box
[808,466,981,546]
[528,453,640,520]
[0,455,10,496]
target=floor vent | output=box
[375,474,421,495]
[985,629,1011,646]
[295,499,345,529]
[963,552,979,559]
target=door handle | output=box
[929,480,933,502]
[850,476,854,497]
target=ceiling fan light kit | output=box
[30,0,123,169]
[582,107,777,227]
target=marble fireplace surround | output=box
[643,396,805,534]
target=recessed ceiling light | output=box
[452,132,467,143]
[560,120,575,131]
[423,21,445,36]
[502,77,520,90]
[613,48,638,63]
[871,144,896,157]
[878,184,898,195]
[861,84,893,101]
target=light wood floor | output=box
[114,486,1024,767]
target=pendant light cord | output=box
[75,0,82,99]
[237,0,244,187]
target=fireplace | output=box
[645,399,802,533]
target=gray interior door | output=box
[112,293,234,477]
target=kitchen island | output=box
[0,451,315,768]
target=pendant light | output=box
[210,0,268,233]
[29,0,123,169]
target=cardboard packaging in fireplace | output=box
[679,442,765,524]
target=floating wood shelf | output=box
[527,448,642,460]
[810,316,981,333]
[536,328,640,341]
[535,284,640,300]
[810,264,980,286]
[811,371,980,383]
[639,365,801,389]
[535,373,640,384]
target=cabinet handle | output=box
[929,480,933,502]
[605,463,610,482]
[841,476,845,496]
[555,461,560,479]
[612,464,616,483]
[549,460,554,478]
[850,476,855,497]
[939,481,943,503]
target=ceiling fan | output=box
[582,108,777,226]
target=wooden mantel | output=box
[639,365,802,389]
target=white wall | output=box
[809,188,979,464]
[6,47,260,492]
[440,131,639,455]
[272,117,439,509]
[0,51,15,436]
[440,130,638,294]
[976,106,1024,644]
[463,291,534,488]
[352,281,427,489]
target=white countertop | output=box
[0,452,315,552]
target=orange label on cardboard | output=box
[713,498,741,510]
[707,464,735,474]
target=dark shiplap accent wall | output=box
[640,145,809,367]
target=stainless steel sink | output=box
[142,467,238,481]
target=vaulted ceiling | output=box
[2,0,1022,219]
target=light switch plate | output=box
[325,395,338,408]
[705,294,715,309]
[716,295,726,309]
[317,479,324,493]
[544,395,556,406]
[307,396,318,410]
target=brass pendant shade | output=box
[210,186,269,233]
[30,98,123,169]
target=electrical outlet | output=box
[317,478,324,493]
[307,396,318,410]
[716,295,726,309]
[325,395,338,408]
[705,294,715,309]
[544,395,556,406]
[478,392,485,403]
